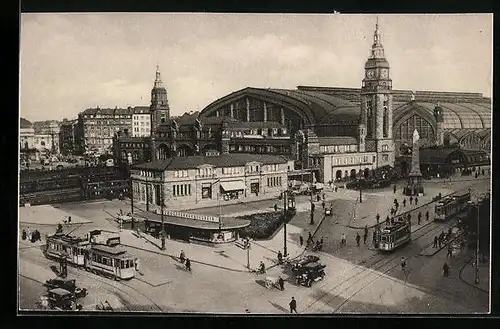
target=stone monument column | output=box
[406,129,424,196]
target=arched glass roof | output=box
[395,101,491,129]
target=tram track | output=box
[19,248,163,312]
[302,219,453,313]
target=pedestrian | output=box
[401,257,407,271]
[22,229,27,241]
[185,258,191,272]
[364,225,368,238]
[376,213,380,223]
[322,193,325,200]
[407,213,411,222]
[393,185,397,194]
[299,236,304,247]
[482,169,485,176]
[134,258,140,272]
[447,245,453,258]
[438,236,442,249]
[433,236,438,248]
[442,262,449,277]
[335,186,338,192]
[363,230,368,244]
[320,237,324,250]
[307,232,313,245]
[322,201,325,209]
[403,199,406,207]
[316,194,320,202]
[394,198,398,206]
[409,196,413,205]
[289,297,297,313]
[415,197,418,206]
[274,204,278,211]
[426,211,429,221]
[372,230,377,246]
[68,216,72,224]
[278,251,283,264]
[418,212,421,225]
[341,233,346,247]
[356,233,361,247]
[278,276,285,291]
[180,250,186,263]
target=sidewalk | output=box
[119,215,323,273]
[419,227,463,256]
[336,185,453,229]
[459,257,489,293]
[20,205,93,225]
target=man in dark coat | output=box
[417,212,422,225]
[393,185,397,194]
[356,233,361,247]
[289,297,297,313]
[426,211,429,221]
[443,262,449,277]
[415,197,418,206]
[433,236,438,248]
[299,236,304,247]
[22,230,27,241]
[278,276,285,291]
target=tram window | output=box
[121,260,124,269]
[102,258,108,266]
[92,254,96,261]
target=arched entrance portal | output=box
[177,145,193,157]
[350,169,357,179]
[335,170,342,180]
[157,144,170,160]
[364,168,370,179]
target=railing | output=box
[162,209,220,223]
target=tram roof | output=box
[91,244,130,257]
[137,210,250,230]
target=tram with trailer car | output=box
[377,219,411,252]
[434,191,471,221]
[44,230,136,280]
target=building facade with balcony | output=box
[130,153,291,210]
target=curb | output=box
[419,232,465,257]
[19,221,93,226]
[121,242,249,274]
[458,257,489,294]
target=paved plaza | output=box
[18,175,490,313]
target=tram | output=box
[44,230,136,280]
[434,191,471,221]
[377,219,411,252]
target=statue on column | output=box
[405,129,424,196]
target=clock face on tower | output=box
[366,70,375,78]
[380,69,388,79]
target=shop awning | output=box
[220,181,246,191]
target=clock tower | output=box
[360,17,395,168]
[150,64,170,135]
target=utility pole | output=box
[469,188,480,284]
[145,175,149,212]
[283,189,288,257]
[309,159,315,225]
[160,171,166,250]
[246,239,251,269]
[359,161,363,203]
[475,196,480,284]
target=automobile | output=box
[295,262,326,287]
[291,254,321,273]
[40,288,78,311]
[324,206,333,216]
[44,278,87,298]
[116,213,137,223]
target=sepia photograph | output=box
[18,13,492,314]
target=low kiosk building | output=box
[139,209,250,245]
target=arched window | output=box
[383,107,389,137]
[395,115,433,142]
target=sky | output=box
[20,13,492,122]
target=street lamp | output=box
[283,189,289,257]
[469,188,480,284]
[358,159,363,203]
